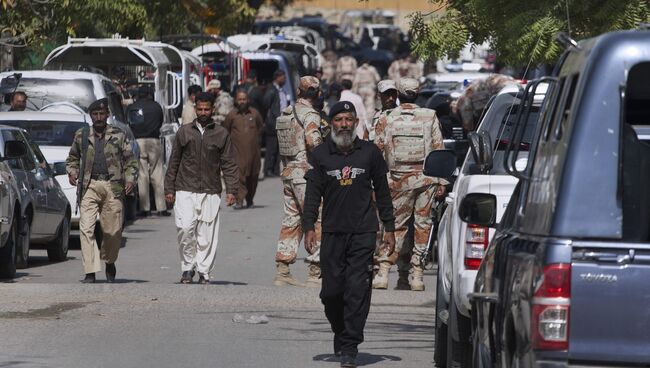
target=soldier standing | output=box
[373,78,445,291]
[206,79,234,125]
[274,76,324,287]
[336,55,358,83]
[66,98,138,283]
[353,62,381,125]
[456,73,516,131]
[368,80,398,141]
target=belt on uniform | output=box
[90,174,110,181]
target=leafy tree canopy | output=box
[409,0,650,66]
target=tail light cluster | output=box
[532,263,571,350]
[464,224,488,270]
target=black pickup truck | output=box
[461,30,650,368]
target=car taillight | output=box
[532,263,571,350]
[464,224,488,270]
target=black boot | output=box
[105,263,116,283]
[81,273,96,283]
[333,334,342,357]
[340,353,357,368]
[180,271,193,284]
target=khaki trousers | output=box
[276,180,321,264]
[137,138,166,212]
[79,180,123,274]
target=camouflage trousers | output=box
[276,180,321,264]
[376,184,435,268]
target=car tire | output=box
[15,218,30,270]
[0,218,18,279]
[447,288,473,368]
[47,215,70,262]
[435,273,448,368]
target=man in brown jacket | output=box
[164,92,239,284]
[222,90,264,209]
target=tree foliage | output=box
[410,0,650,66]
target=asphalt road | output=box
[0,177,439,368]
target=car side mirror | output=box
[423,149,457,178]
[468,131,493,174]
[3,140,27,160]
[52,162,67,176]
[459,193,497,227]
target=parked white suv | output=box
[434,82,547,368]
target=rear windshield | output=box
[0,77,95,112]
[0,120,87,146]
[493,105,540,150]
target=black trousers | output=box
[320,232,376,355]
[264,134,280,175]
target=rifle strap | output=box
[79,127,90,192]
[292,105,304,128]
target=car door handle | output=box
[469,292,499,303]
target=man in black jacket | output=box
[126,86,168,216]
[303,101,396,368]
[263,70,288,177]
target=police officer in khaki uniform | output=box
[66,98,139,283]
[274,76,324,287]
[373,78,445,291]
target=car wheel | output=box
[0,219,18,279]
[47,215,70,262]
[434,273,448,368]
[447,288,473,368]
[15,218,30,269]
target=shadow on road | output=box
[313,352,402,366]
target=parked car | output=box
[0,125,71,272]
[467,30,650,368]
[0,111,91,231]
[0,70,140,220]
[0,138,29,279]
[434,83,548,368]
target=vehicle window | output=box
[1,120,86,146]
[1,130,23,170]
[103,80,126,122]
[22,131,50,172]
[543,77,565,141]
[554,74,579,140]
[0,77,95,112]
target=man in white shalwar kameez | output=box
[165,92,239,284]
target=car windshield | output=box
[0,77,95,112]
[0,120,87,146]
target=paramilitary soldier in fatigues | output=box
[66,98,138,283]
[274,76,324,287]
[368,80,399,141]
[373,78,445,291]
[456,73,515,131]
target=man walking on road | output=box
[303,101,396,368]
[373,78,445,291]
[126,86,169,217]
[164,92,239,284]
[339,79,368,140]
[274,76,324,287]
[368,80,398,141]
[66,98,138,283]
[223,90,264,209]
[263,70,288,177]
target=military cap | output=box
[398,78,420,95]
[206,79,221,90]
[88,98,109,112]
[329,101,356,120]
[299,76,320,91]
[378,79,397,93]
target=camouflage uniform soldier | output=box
[373,78,445,291]
[275,76,324,287]
[66,98,138,283]
[206,79,234,125]
[369,80,398,141]
[353,62,381,124]
[456,74,516,131]
[336,55,358,83]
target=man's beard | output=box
[197,115,211,124]
[237,103,248,113]
[331,126,356,149]
[93,121,107,132]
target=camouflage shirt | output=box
[457,74,516,131]
[374,103,445,189]
[66,125,139,197]
[212,92,234,125]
